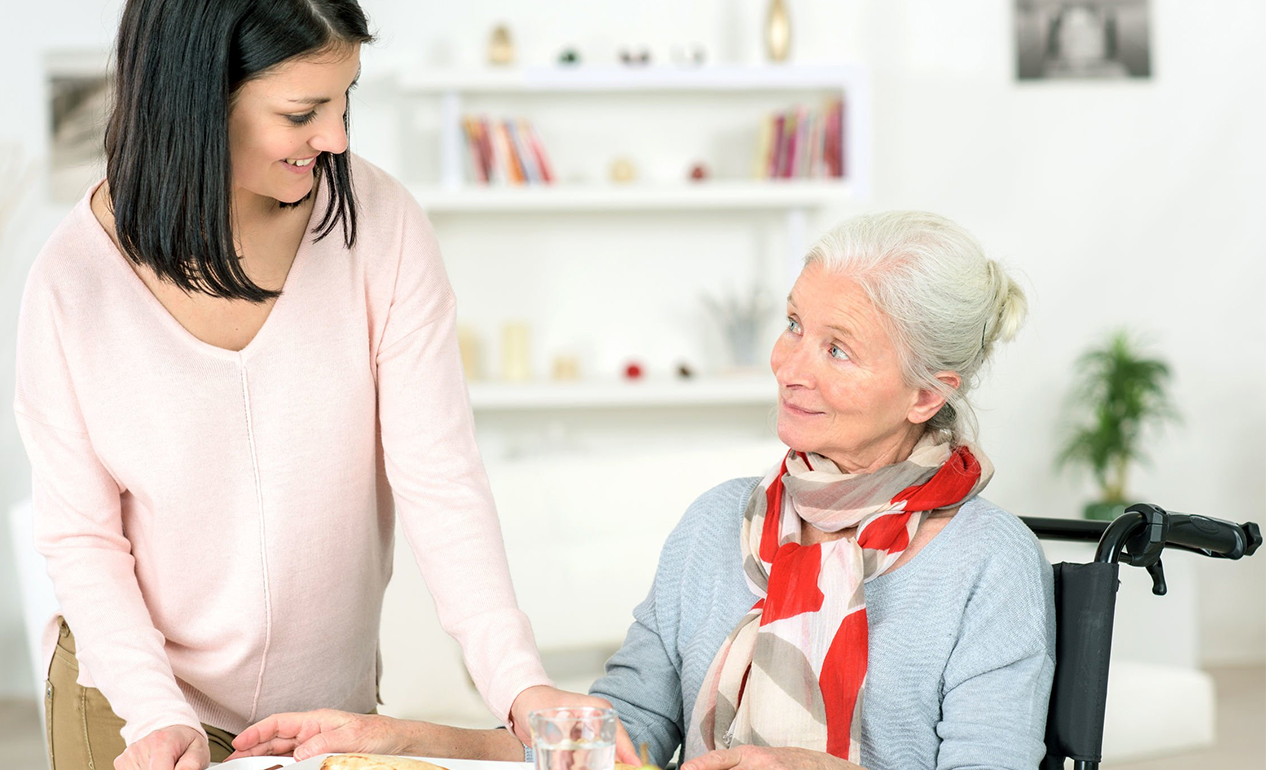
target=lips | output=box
[780,397,824,416]
[281,154,319,174]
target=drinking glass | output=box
[529,706,617,770]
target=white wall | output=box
[1,0,1262,701]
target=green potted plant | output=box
[1057,330,1180,521]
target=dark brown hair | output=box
[105,0,374,301]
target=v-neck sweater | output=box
[14,155,549,744]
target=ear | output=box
[907,371,962,425]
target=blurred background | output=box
[0,1,1262,768]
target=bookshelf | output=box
[378,63,871,412]
[391,64,871,201]
[408,179,852,214]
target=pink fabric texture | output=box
[14,155,550,744]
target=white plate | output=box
[209,757,296,769]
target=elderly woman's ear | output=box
[907,371,961,425]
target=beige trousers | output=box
[45,619,237,770]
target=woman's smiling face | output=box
[770,262,949,473]
[227,44,361,209]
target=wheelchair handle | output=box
[1093,503,1260,564]
[1165,513,1261,559]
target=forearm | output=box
[398,720,524,761]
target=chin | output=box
[775,425,814,456]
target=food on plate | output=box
[614,741,661,770]
[319,755,452,770]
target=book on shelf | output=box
[755,99,845,181]
[462,116,556,186]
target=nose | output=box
[771,335,814,390]
[310,112,349,155]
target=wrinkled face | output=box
[771,262,944,473]
[227,44,361,207]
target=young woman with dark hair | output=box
[14,2,622,769]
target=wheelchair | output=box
[1021,505,1262,770]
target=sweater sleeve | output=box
[590,586,685,767]
[374,192,550,722]
[934,524,1056,770]
[14,279,204,745]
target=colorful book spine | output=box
[461,115,555,186]
[523,120,555,184]
[769,113,786,179]
[756,101,847,181]
[505,120,537,184]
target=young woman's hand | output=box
[227,709,411,762]
[508,685,640,765]
[681,746,866,770]
[114,725,209,770]
[229,709,526,762]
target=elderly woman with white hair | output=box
[228,211,1056,770]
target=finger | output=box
[681,748,743,770]
[613,722,639,766]
[293,729,343,762]
[232,713,290,749]
[225,735,301,760]
[174,748,204,770]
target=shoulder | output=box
[949,497,1045,555]
[346,153,422,221]
[22,191,117,318]
[938,496,1053,597]
[654,477,758,577]
[343,154,451,316]
[672,477,759,540]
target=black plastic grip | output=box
[1165,514,1253,559]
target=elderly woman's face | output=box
[771,262,944,473]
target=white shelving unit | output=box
[394,63,871,206]
[382,63,870,409]
[468,374,777,411]
[408,179,853,214]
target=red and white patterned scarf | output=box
[684,434,994,763]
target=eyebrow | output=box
[826,324,856,341]
[786,296,857,341]
[284,68,362,107]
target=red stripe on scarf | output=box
[736,665,753,710]
[820,608,868,759]
[760,457,792,563]
[891,446,982,512]
[761,543,825,625]
[855,510,914,552]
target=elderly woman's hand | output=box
[681,746,865,770]
[226,709,416,762]
[508,685,640,765]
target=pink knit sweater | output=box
[14,156,550,744]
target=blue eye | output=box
[829,344,850,361]
[286,111,318,126]
[787,317,802,334]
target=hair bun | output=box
[988,260,1027,345]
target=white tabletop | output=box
[211,755,532,770]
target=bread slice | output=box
[319,755,452,770]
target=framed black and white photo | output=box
[47,53,112,202]
[1015,0,1152,80]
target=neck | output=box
[824,424,927,475]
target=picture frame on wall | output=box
[1014,0,1152,81]
[47,52,112,202]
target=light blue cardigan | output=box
[590,478,1056,770]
